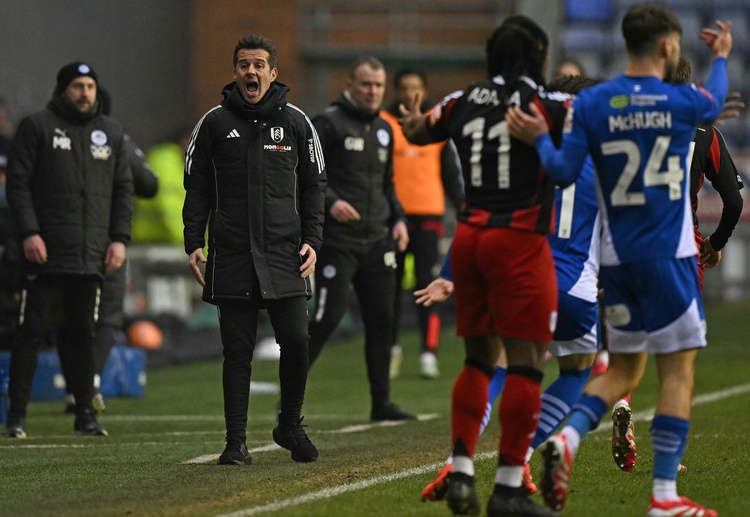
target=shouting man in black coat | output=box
[183,35,326,465]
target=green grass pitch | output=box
[1,301,749,516]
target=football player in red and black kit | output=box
[401,16,570,517]
[679,55,744,287]
[690,124,744,286]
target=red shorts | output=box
[452,223,557,342]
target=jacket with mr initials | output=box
[7,94,132,280]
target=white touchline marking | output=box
[182,414,439,464]
[0,444,90,450]
[184,444,281,464]
[617,383,750,429]
[0,442,166,450]
[327,413,439,434]
[214,383,750,516]
[104,415,224,421]
[214,460,473,517]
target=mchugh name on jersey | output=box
[609,111,672,133]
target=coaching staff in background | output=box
[307,55,415,422]
[3,62,133,439]
[183,35,326,465]
[59,87,159,416]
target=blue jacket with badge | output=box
[183,81,326,303]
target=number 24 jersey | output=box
[567,75,719,265]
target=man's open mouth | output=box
[246,81,259,94]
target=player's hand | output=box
[299,243,317,279]
[398,89,423,120]
[398,91,433,145]
[330,199,361,223]
[715,91,745,126]
[505,103,550,145]
[392,220,409,252]
[22,234,47,265]
[414,278,454,307]
[700,20,732,59]
[700,236,722,268]
[104,241,126,274]
[188,248,207,286]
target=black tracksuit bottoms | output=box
[394,215,443,352]
[8,274,100,419]
[308,236,397,410]
[217,295,309,441]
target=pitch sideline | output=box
[215,382,750,517]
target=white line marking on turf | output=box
[0,442,164,450]
[215,383,750,516]
[621,382,750,429]
[215,455,489,517]
[327,413,438,434]
[184,444,281,464]
[0,444,90,450]
[183,414,439,464]
[104,415,224,421]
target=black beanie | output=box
[55,62,98,95]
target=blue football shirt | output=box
[549,157,599,301]
[535,58,727,265]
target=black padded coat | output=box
[6,95,133,280]
[183,81,326,303]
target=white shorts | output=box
[549,290,598,357]
[600,257,706,355]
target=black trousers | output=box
[394,215,443,352]
[218,296,309,441]
[59,265,128,391]
[8,274,100,419]
[308,236,397,409]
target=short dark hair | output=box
[554,57,586,78]
[548,74,600,96]
[622,4,682,57]
[349,55,385,78]
[233,35,277,68]
[486,15,549,85]
[393,68,427,89]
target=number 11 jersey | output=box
[425,75,571,235]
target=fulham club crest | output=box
[271,127,284,143]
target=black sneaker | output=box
[445,472,481,515]
[74,409,108,436]
[2,417,27,439]
[273,417,318,463]
[370,402,416,422]
[218,438,252,465]
[487,486,558,516]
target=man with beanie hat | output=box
[57,86,158,416]
[3,61,132,438]
[55,62,99,95]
